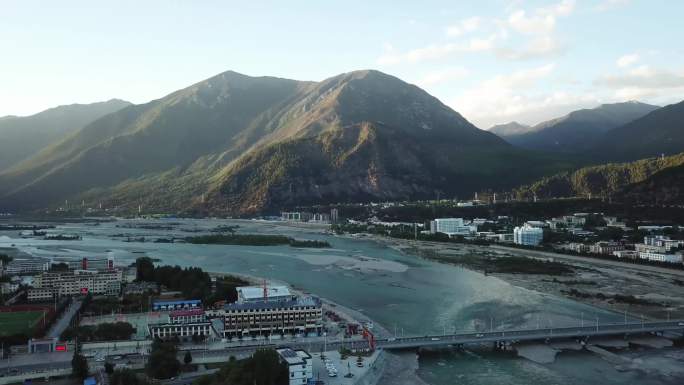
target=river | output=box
[1,218,681,385]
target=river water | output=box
[1,219,680,385]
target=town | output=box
[281,202,684,269]
[1,252,380,385]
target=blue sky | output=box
[2,0,683,128]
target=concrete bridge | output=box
[376,320,684,350]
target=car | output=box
[678,322,684,326]
[95,357,105,362]
[328,371,337,377]
[356,362,364,367]
[475,334,484,338]
[387,337,396,342]
[430,337,440,341]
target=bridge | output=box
[375,320,684,350]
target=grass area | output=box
[186,234,331,248]
[0,311,45,337]
[410,247,574,276]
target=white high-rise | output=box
[430,218,476,236]
[513,224,544,246]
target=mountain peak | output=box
[489,121,532,136]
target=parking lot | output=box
[310,349,381,385]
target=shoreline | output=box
[207,270,427,385]
[339,233,684,321]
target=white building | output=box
[513,225,544,246]
[638,251,683,264]
[277,348,313,385]
[613,250,639,259]
[5,258,50,275]
[548,215,586,230]
[34,270,122,296]
[634,236,683,264]
[223,295,323,338]
[27,287,58,302]
[429,218,476,236]
[148,321,215,340]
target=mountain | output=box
[513,152,684,200]
[616,163,684,205]
[499,102,660,152]
[590,100,684,162]
[0,99,131,172]
[0,70,576,215]
[489,122,533,137]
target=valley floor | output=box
[344,233,684,321]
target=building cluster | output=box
[561,241,625,255]
[281,208,339,224]
[20,257,131,302]
[632,236,684,263]
[145,286,324,342]
[560,236,684,264]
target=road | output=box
[490,245,684,277]
[47,299,83,339]
[376,320,684,350]
[6,320,682,379]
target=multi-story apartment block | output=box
[223,286,323,338]
[34,270,122,296]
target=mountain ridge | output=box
[0,99,131,172]
[496,101,660,152]
[0,69,576,214]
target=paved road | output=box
[47,299,83,338]
[491,245,684,277]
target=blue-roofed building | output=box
[152,299,201,311]
[222,288,322,338]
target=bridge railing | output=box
[377,320,684,346]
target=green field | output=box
[0,311,45,337]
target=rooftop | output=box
[276,348,311,365]
[237,285,291,301]
[225,296,321,311]
[170,308,204,318]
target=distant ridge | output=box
[496,102,660,152]
[590,99,684,162]
[0,99,131,172]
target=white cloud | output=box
[595,0,631,12]
[450,64,585,127]
[376,35,496,65]
[507,10,556,35]
[496,36,565,60]
[416,67,470,87]
[507,0,575,35]
[377,0,575,65]
[596,66,684,89]
[445,16,481,37]
[616,53,639,68]
[595,65,684,104]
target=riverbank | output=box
[341,233,684,321]
[207,271,428,385]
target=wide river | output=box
[1,218,680,385]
